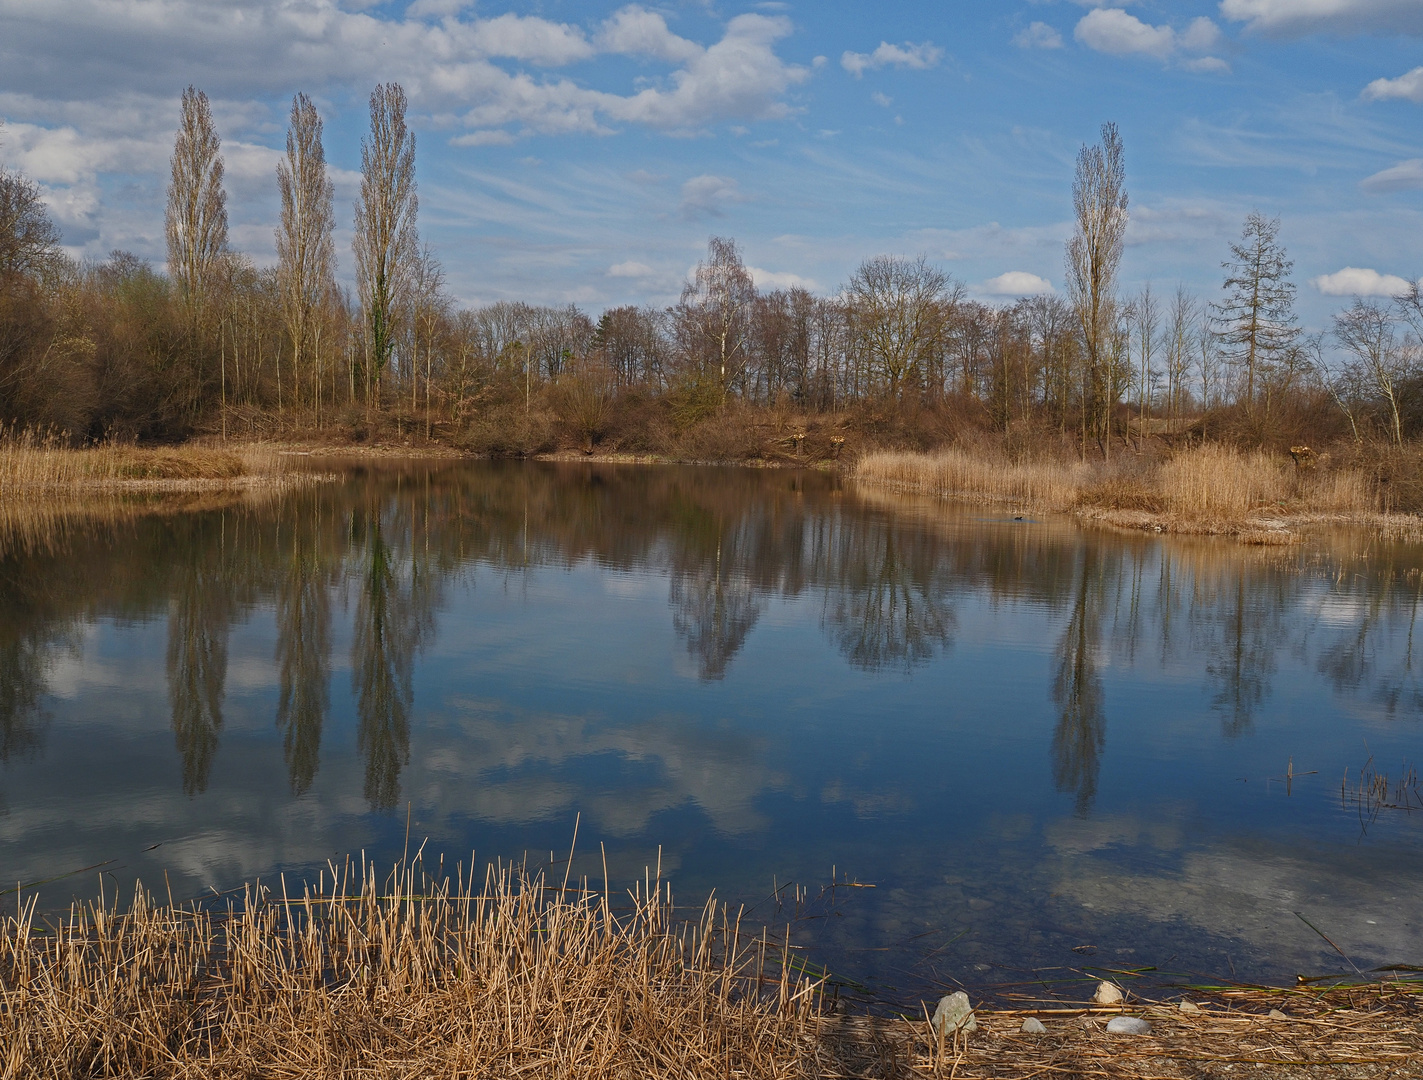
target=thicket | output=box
[2,100,1422,494]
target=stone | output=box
[931,992,979,1036]
[1105,1016,1151,1035]
[1093,980,1125,1005]
[1178,1000,1201,1014]
[1268,1008,1289,1021]
[1020,1017,1047,1034]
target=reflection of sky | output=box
[1,467,1421,1001]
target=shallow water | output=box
[1,461,1420,1003]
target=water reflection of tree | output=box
[350,505,434,811]
[1200,567,1279,737]
[820,518,955,673]
[1051,548,1106,814]
[275,523,331,796]
[167,517,234,796]
[0,629,51,761]
[670,539,763,681]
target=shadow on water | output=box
[2,461,1423,998]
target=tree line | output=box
[1,99,1421,453]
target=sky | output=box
[0,0,1421,328]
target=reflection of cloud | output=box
[416,701,785,836]
[1050,836,1423,972]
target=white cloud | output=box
[405,0,473,18]
[870,90,893,107]
[1013,22,1064,49]
[679,174,745,218]
[469,13,595,66]
[980,271,1055,296]
[1361,158,1423,191]
[1182,55,1231,73]
[748,266,818,291]
[1363,66,1423,102]
[1179,16,1223,50]
[595,6,702,64]
[840,41,943,79]
[1311,266,1415,296]
[449,129,518,146]
[1220,0,1423,37]
[607,260,655,277]
[1075,9,1176,57]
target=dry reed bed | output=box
[0,431,320,498]
[855,445,1376,536]
[0,859,828,1080]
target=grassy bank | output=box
[855,444,1396,540]
[3,861,1419,1080]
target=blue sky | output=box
[1,0,1421,327]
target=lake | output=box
[1,460,1420,1003]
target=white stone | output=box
[1020,1017,1047,1034]
[1178,1000,1201,1014]
[1093,980,1125,1005]
[1268,1008,1289,1020]
[931,992,979,1036]
[1105,1016,1151,1035]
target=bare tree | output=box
[166,86,228,331]
[1213,211,1298,414]
[0,167,61,279]
[1163,285,1197,423]
[675,236,756,401]
[1335,299,1409,448]
[1129,283,1159,446]
[1066,122,1128,456]
[276,93,335,411]
[846,254,952,399]
[354,82,418,405]
[410,242,448,436]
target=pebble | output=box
[1105,1016,1151,1035]
[931,992,979,1036]
[1268,1008,1289,1021]
[1178,1000,1201,1014]
[1020,1017,1047,1034]
[1093,980,1125,1005]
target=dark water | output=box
[2,461,1421,1003]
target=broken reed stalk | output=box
[0,857,826,1079]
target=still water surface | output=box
[2,461,1420,1000]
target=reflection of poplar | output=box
[821,521,954,673]
[275,534,331,795]
[1052,552,1106,815]
[0,631,49,762]
[1206,568,1275,737]
[670,539,762,681]
[352,515,416,812]
[167,540,230,796]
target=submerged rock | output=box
[1020,1016,1047,1034]
[1105,1016,1151,1035]
[931,992,979,1036]
[1093,980,1125,1005]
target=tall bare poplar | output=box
[276,93,335,410]
[354,82,418,403]
[1213,211,1297,413]
[1066,122,1128,456]
[166,86,228,331]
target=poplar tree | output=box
[1066,122,1128,457]
[1213,212,1297,413]
[276,93,335,410]
[353,83,418,404]
[165,86,228,332]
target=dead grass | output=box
[856,444,1379,537]
[0,858,827,1080]
[0,430,305,497]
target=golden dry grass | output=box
[0,858,827,1080]
[0,429,291,497]
[856,445,1375,534]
